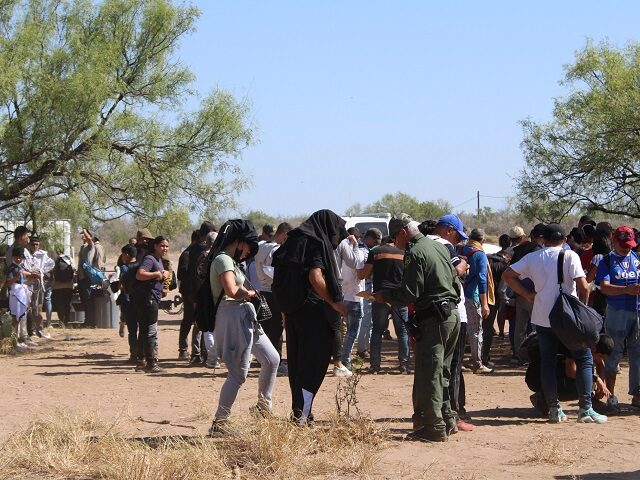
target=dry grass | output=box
[0,409,388,480]
[521,433,575,467]
[0,337,16,355]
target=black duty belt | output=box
[416,300,457,320]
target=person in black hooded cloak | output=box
[207,220,280,435]
[272,209,348,425]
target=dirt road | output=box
[2,311,639,480]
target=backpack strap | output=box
[557,250,565,292]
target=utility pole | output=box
[477,190,480,218]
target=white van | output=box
[342,213,391,237]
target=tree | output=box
[0,0,253,224]
[242,210,279,230]
[518,41,640,221]
[364,192,452,221]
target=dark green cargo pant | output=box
[412,308,460,433]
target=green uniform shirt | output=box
[383,233,459,310]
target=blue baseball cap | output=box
[436,214,468,241]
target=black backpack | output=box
[53,256,74,282]
[194,253,223,332]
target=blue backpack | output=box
[82,260,105,287]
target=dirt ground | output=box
[2,307,640,480]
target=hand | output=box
[626,285,640,295]
[347,235,358,246]
[331,302,348,317]
[524,291,536,304]
[162,271,171,281]
[481,304,490,319]
[245,289,257,299]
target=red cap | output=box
[613,226,637,248]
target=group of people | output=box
[4,209,640,442]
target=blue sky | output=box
[179,1,640,217]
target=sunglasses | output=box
[616,232,635,241]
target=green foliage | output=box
[353,192,452,222]
[518,40,640,220]
[242,210,279,230]
[0,0,254,223]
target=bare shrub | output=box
[521,433,575,467]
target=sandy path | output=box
[2,310,640,480]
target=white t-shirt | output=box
[509,246,584,328]
[428,235,467,323]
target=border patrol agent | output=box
[375,216,461,442]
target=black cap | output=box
[531,223,546,237]
[543,223,566,241]
[579,215,596,227]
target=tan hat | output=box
[508,226,525,239]
[137,228,154,240]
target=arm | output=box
[220,270,255,300]
[136,267,163,282]
[586,263,598,284]
[599,280,640,296]
[454,258,468,278]
[309,267,347,316]
[575,276,590,304]
[476,254,490,318]
[382,253,423,306]
[339,237,364,270]
[357,263,373,281]
[502,267,535,303]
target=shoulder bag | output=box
[549,250,603,350]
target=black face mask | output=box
[233,246,244,262]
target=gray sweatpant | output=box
[214,300,279,420]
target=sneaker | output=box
[189,355,203,366]
[366,366,381,375]
[333,365,353,377]
[207,419,229,437]
[24,338,38,347]
[36,330,51,339]
[460,365,471,372]
[605,395,621,414]
[485,361,496,369]
[577,407,607,424]
[277,362,289,377]
[145,362,162,374]
[456,419,474,432]
[249,403,272,419]
[510,356,520,365]
[398,365,410,375]
[405,427,448,443]
[205,359,220,369]
[178,350,190,361]
[15,342,27,353]
[412,413,423,431]
[530,392,549,416]
[355,350,369,360]
[548,406,568,423]
[473,365,493,374]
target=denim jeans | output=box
[537,326,593,409]
[604,305,640,395]
[464,299,483,369]
[357,281,373,353]
[340,301,363,364]
[370,303,410,369]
